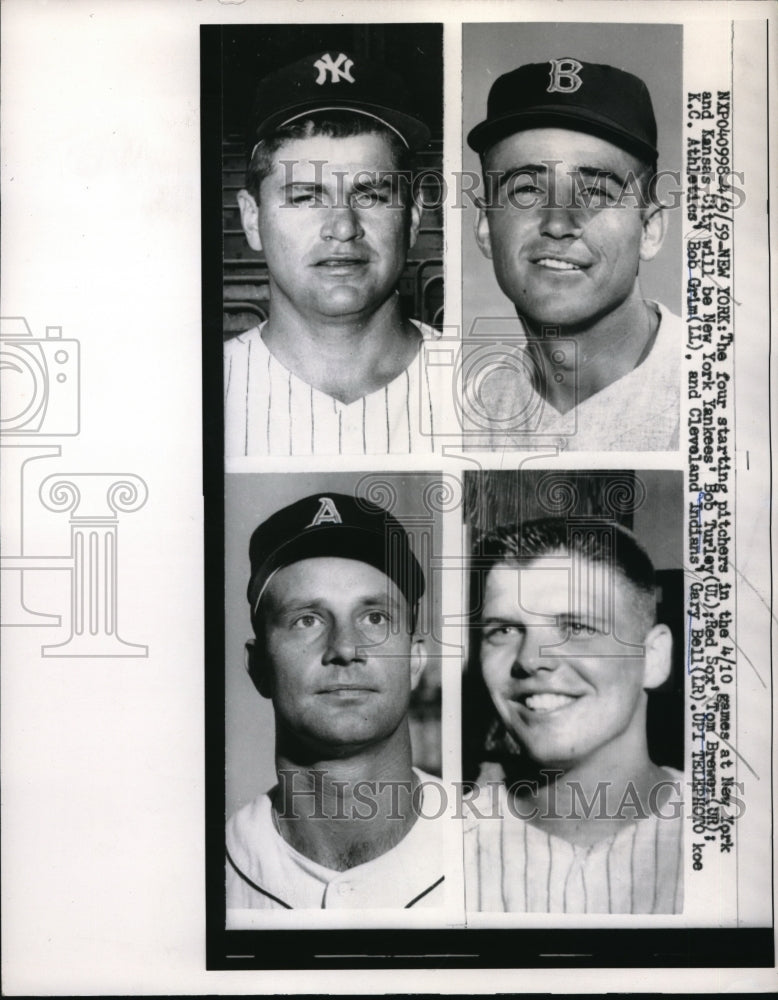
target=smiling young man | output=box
[224,52,441,456]
[466,60,681,451]
[464,518,684,913]
[225,492,447,911]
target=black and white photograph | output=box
[461,23,683,451]
[2,1,775,995]
[462,470,684,914]
[210,24,445,457]
[221,471,452,926]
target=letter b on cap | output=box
[547,58,583,93]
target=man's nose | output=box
[540,184,585,239]
[322,619,368,665]
[510,628,557,677]
[321,203,364,242]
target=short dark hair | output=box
[474,516,658,628]
[245,111,415,203]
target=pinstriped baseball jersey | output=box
[225,769,446,911]
[224,320,440,456]
[464,769,684,913]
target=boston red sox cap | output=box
[247,492,425,617]
[467,59,658,163]
[250,50,431,152]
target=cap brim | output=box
[255,99,431,152]
[467,107,657,163]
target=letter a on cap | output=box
[314,52,355,85]
[308,496,343,527]
[547,58,583,93]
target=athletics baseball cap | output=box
[250,50,431,153]
[467,59,658,163]
[247,492,425,617]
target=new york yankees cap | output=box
[250,50,431,153]
[247,492,425,617]
[467,59,658,163]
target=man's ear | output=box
[475,207,493,259]
[409,635,428,692]
[642,623,673,690]
[407,191,423,251]
[237,189,263,253]
[639,204,667,262]
[245,638,272,699]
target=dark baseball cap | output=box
[467,59,658,163]
[247,492,425,617]
[250,50,431,153]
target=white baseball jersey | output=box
[224,320,441,456]
[464,769,684,913]
[466,302,681,452]
[226,769,446,911]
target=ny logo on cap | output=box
[307,496,343,527]
[547,58,583,94]
[314,52,355,86]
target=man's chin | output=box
[509,732,578,772]
[305,275,402,319]
[305,725,391,757]
[514,299,600,331]
[308,293,377,320]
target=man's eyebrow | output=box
[353,175,396,193]
[480,615,524,627]
[494,164,631,189]
[356,593,403,611]
[557,610,609,630]
[264,595,326,616]
[266,593,403,614]
[481,609,607,627]
[280,181,325,193]
[575,166,630,187]
[496,163,547,190]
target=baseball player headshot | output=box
[462,486,684,913]
[463,28,682,451]
[222,26,444,457]
[225,489,447,912]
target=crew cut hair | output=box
[474,516,658,626]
